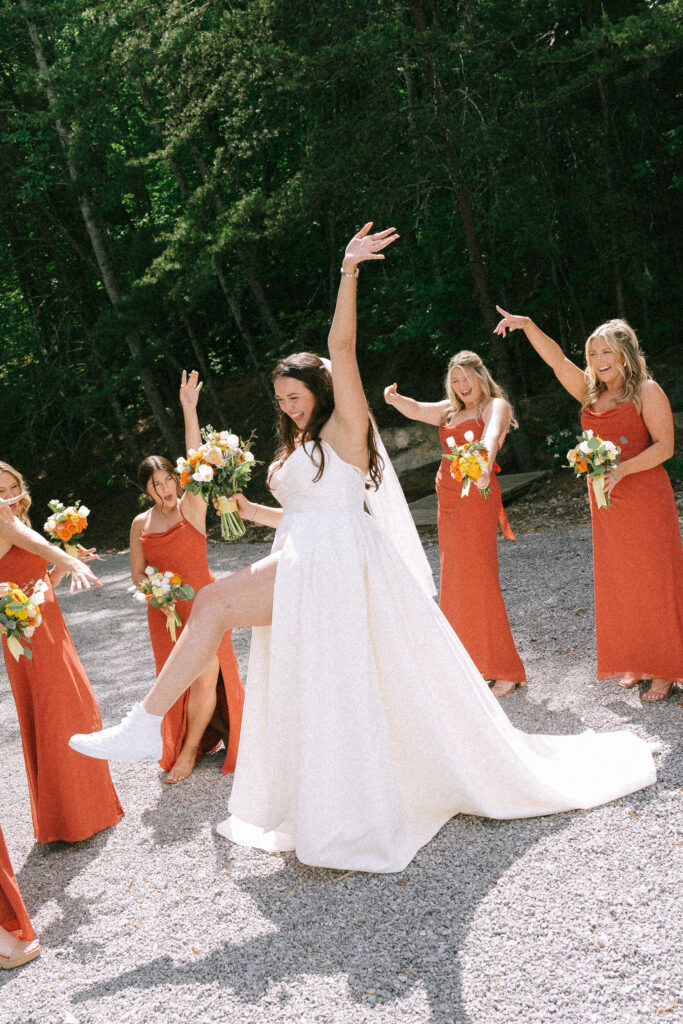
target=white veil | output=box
[321,358,436,598]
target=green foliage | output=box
[0,0,680,505]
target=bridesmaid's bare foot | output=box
[165,744,199,783]
[618,674,641,689]
[491,680,524,698]
[641,679,674,702]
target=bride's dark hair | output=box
[270,352,383,490]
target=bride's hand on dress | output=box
[493,306,529,338]
[342,223,399,271]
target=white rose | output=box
[603,441,617,454]
[445,436,456,449]
[32,590,46,607]
[24,626,35,639]
[145,566,155,577]
[132,591,148,604]
[79,505,90,518]
[45,518,56,532]
[26,603,36,617]
[225,434,239,450]
[243,451,255,463]
[194,464,214,482]
[464,430,475,442]
[584,429,594,439]
[578,440,591,455]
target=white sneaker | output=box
[69,703,163,762]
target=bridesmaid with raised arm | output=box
[384,351,526,696]
[0,463,123,842]
[129,371,244,783]
[0,824,39,969]
[494,310,682,700]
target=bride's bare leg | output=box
[68,551,279,761]
[142,551,279,716]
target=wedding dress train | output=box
[217,440,655,873]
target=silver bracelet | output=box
[340,266,359,279]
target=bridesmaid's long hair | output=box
[582,320,651,414]
[137,455,181,507]
[0,462,31,526]
[270,352,383,490]
[443,351,517,428]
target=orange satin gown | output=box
[140,513,245,773]
[0,825,33,941]
[436,420,526,683]
[0,548,123,844]
[581,401,683,681]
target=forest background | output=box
[2,0,681,549]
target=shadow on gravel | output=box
[68,810,576,1022]
[8,827,119,957]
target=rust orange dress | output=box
[581,401,683,681]
[140,513,245,773]
[0,825,33,940]
[436,420,525,683]
[0,547,123,844]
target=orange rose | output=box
[170,574,181,585]
[180,469,190,488]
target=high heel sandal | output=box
[490,680,527,698]
[641,682,675,703]
[0,938,41,970]
[618,675,642,689]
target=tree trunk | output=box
[409,1,534,469]
[22,3,181,454]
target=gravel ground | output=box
[0,528,681,1024]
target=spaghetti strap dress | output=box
[140,513,245,773]
[581,400,683,682]
[0,547,123,843]
[0,824,33,941]
[436,420,525,683]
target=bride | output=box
[71,223,656,873]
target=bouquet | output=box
[44,499,90,556]
[444,431,491,499]
[566,429,624,509]
[0,579,49,661]
[176,426,256,541]
[129,567,195,643]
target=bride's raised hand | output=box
[493,306,529,338]
[179,369,203,410]
[343,223,399,270]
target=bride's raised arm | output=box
[324,223,398,466]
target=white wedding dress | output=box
[217,440,656,873]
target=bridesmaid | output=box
[495,309,682,700]
[0,463,123,842]
[384,350,526,695]
[129,371,245,783]
[0,824,40,969]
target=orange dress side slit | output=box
[0,548,123,844]
[581,401,683,681]
[140,515,245,773]
[436,420,525,683]
[0,825,33,940]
